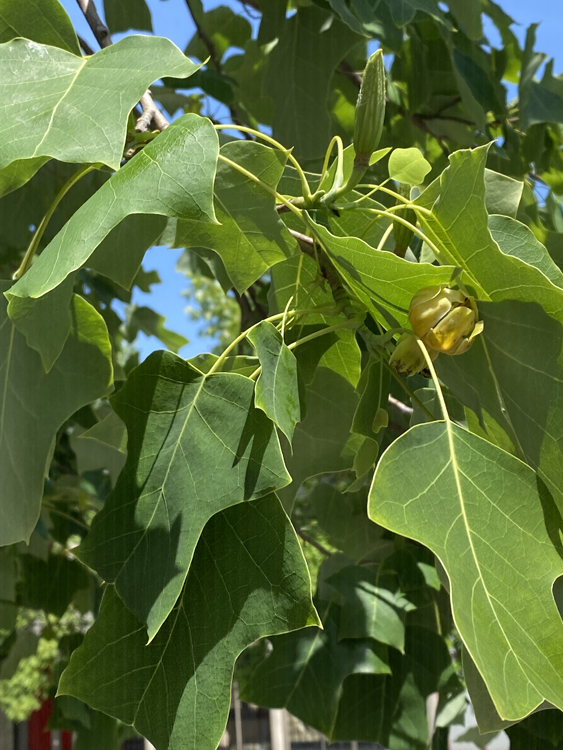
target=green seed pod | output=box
[353,49,386,167]
[393,184,415,257]
[408,284,483,355]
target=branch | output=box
[183,0,251,136]
[74,0,168,132]
[388,394,413,416]
[78,34,95,56]
[293,525,332,557]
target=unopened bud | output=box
[408,285,482,355]
[390,333,430,377]
[353,49,386,167]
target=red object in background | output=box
[28,699,73,750]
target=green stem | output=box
[356,181,408,205]
[415,339,449,421]
[364,207,444,262]
[13,164,97,280]
[214,124,313,201]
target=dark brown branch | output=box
[184,0,251,136]
[293,525,332,557]
[74,0,168,132]
[75,0,111,48]
[78,34,95,56]
[337,60,362,89]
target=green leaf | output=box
[310,482,391,561]
[269,254,362,386]
[188,352,259,377]
[124,305,188,353]
[446,0,483,40]
[489,214,563,289]
[247,321,303,443]
[18,552,89,617]
[264,6,360,162]
[0,36,200,171]
[103,0,152,32]
[327,0,403,51]
[369,419,563,720]
[352,357,390,442]
[484,169,523,219]
[310,219,453,327]
[0,283,113,546]
[59,495,316,750]
[241,601,390,737]
[0,550,17,632]
[77,351,291,640]
[0,157,49,198]
[175,141,296,294]
[0,0,80,54]
[327,564,416,652]
[416,146,563,321]
[7,114,218,302]
[388,147,432,184]
[278,366,358,512]
[381,0,447,27]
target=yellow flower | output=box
[408,285,483,355]
[390,332,436,376]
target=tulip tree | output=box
[3,0,563,748]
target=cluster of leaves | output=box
[4,0,563,749]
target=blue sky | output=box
[59,0,563,361]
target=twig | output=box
[74,0,168,132]
[293,525,332,557]
[184,0,251,136]
[337,60,363,88]
[388,394,413,416]
[78,34,95,56]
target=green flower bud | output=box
[408,285,482,355]
[389,332,433,377]
[353,49,386,167]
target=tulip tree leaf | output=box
[310,220,453,327]
[124,305,188,354]
[7,114,218,303]
[103,0,152,33]
[278,366,358,512]
[77,350,291,641]
[369,419,563,721]
[484,169,523,219]
[415,147,563,323]
[247,321,303,443]
[18,552,89,617]
[0,156,49,198]
[59,495,317,750]
[352,357,390,442]
[269,254,362,386]
[0,0,80,54]
[264,6,360,162]
[174,141,296,293]
[0,282,113,546]
[241,601,390,737]
[0,36,201,171]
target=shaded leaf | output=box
[103,0,152,33]
[18,552,89,617]
[77,351,291,640]
[247,321,303,442]
[484,169,523,219]
[0,284,113,546]
[369,419,563,720]
[60,495,316,750]
[185,5,251,63]
[0,36,200,171]
[124,305,188,353]
[352,357,390,442]
[175,141,295,293]
[0,0,80,54]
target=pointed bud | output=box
[353,49,386,167]
[390,333,428,377]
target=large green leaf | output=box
[59,495,316,750]
[438,299,563,512]
[278,366,358,512]
[264,6,360,162]
[415,147,563,322]
[77,351,291,641]
[310,220,453,327]
[174,141,296,293]
[0,282,113,546]
[241,601,390,737]
[18,552,89,617]
[0,0,79,53]
[0,36,200,171]
[247,320,304,443]
[7,114,218,303]
[269,254,362,386]
[369,419,563,720]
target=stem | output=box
[218,153,306,223]
[287,319,360,350]
[415,339,449,421]
[364,207,444,262]
[13,164,96,280]
[381,353,435,421]
[356,182,409,205]
[374,223,394,253]
[42,502,90,532]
